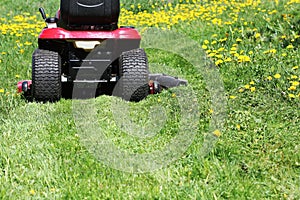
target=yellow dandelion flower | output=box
[217,47,225,52]
[288,93,296,98]
[234,53,240,57]
[204,40,209,44]
[15,74,20,78]
[29,189,35,195]
[274,73,281,79]
[272,9,278,14]
[236,124,241,131]
[0,89,4,93]
[263,50,269,54]
[238,55,251,62]
[255,33,261,39]
[250,81,255,85]
[224,57,232,62]
[286,44,294,49]
[236,38,242,42]
[20,49,25,54]
[171,93,176,98]
[229,95,237,99]
[239,88,244,93]
[1,52,6,55]
[213,129,221,137]
[208,52,216,57]
[215,59,223,66]
[244,84,250,89]
[249,51,253,55]
[263,49,277,54]
[211,41,217,45]
[282,53,287,57]
[219,38,227,42]
[292,66,299,70]
[291,81,299,86]
[267,76,273,81]
[24,41,32,46]
[288,86,296,91]
[291,75,298,79]
[202,45,208,50]
[250,87,256,92]
[215,54,223,58]
[208,109,214,114]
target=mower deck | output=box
[17,73,188,99]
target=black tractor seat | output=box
[59,0,120,30]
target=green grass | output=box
[1,0,300,199]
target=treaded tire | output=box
[32,49,61,102]
[118,48,149,102]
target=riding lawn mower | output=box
[17,0,187,102]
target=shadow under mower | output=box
[17,0,187,102]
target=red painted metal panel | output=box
[39,27,141,40]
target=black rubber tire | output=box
[118,48,149,102]
[32,49,61,102]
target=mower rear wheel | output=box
[118,48,149,102]
[32,49,61,102]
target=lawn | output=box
[0,0,300,199]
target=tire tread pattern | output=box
[32,49,61,102]
[119,48,149,102]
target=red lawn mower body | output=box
[18,0,187,101]
[39,26,141,40]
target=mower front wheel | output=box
[32,49,61,102]
[118,48,149,102]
